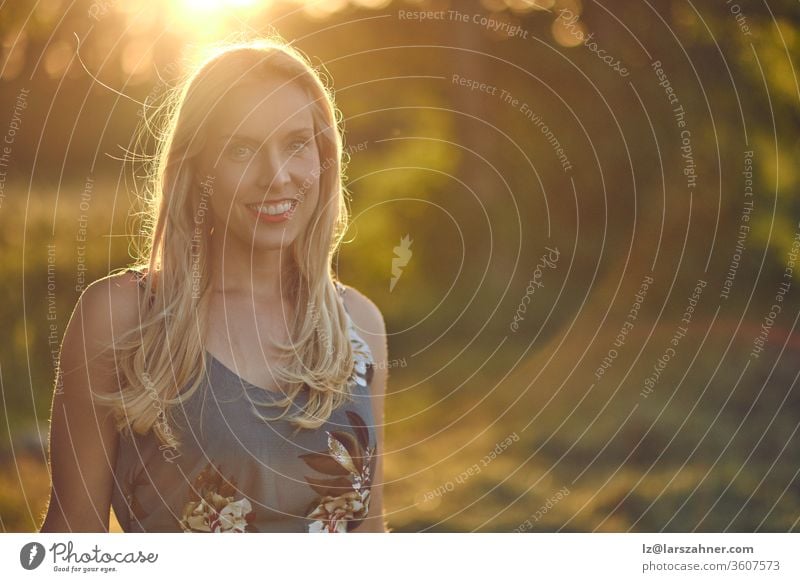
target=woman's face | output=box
[196,76,322,251]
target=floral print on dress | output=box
[156,282,377,533]
[180,462,258,532]
[348,328,374,387]
[300,410,376,532]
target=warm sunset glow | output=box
[168,0,266,37]
[179,0,261,12]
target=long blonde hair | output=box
[94,37,356,448]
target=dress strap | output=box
[125,267,146,288]
[126,268,155,306]
[332,283,374,368]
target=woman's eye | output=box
[289,139,309,153]
[227,144,254,160]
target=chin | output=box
[251,236,295,250]
[251,230,299,251]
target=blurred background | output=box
[1,0,798,532]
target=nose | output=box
[257,149,291,193]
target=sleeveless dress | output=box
[111,270,377,533]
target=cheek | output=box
[211,161,261,210]
[292,157,322,200]
[218,160,259,189]
[294,152,319,178]
[195,151,249,222]
[308,169,323,206]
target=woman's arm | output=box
[38,273,141,532]
[341,285,390,533]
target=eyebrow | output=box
[218,128,314,143]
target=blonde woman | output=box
[39,38,388,533]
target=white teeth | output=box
[248,200,295,215]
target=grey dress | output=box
[111,274,377,533]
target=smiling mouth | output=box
[245,198,299,223]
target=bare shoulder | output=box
[339,283,386,338]
[339,283,387,368]
[40,270,144,532]
[80,270,144,325]
[64,271,145,368]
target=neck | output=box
[206,231,295,304]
